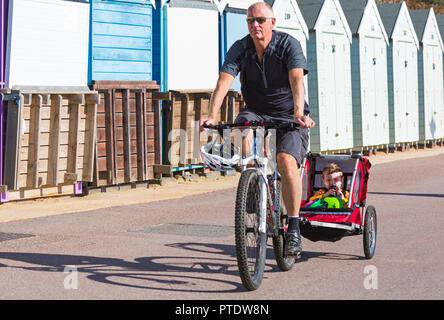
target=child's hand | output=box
[323,188,344,199]
[337,190,344,200]
[323,189,336,198]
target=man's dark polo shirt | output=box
[221,30,309,117]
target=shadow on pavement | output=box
[0,242,363,293]
[166,242,365,273]
[0,251,243,293]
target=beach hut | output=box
[159,0,220,90]
[437,14,444,74]
[410,9,444,143]
[266,0,309,101]
[298,0,353,153]
[90,0,156,83]
[1,0,7,185]
[219,1,255,92]
[339,0,390,151]
[438,14,444,142]
[5,0,90,88]
[1,0,6,89]
[377,2,420,148]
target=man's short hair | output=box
[248,2,274,17]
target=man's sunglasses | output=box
[246,17,272,24]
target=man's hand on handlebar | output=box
[199,118,215,132]
[295,115,315,129]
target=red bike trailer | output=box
[298,152,376,258]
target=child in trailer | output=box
[304,162,349,209]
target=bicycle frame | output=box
[240,127,278,236]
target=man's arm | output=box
[288,68,305,118]
[288,68,315,129]
[200,72,235,131]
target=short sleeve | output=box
[285,37,308,75]
[220,40,244,77]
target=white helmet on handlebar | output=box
[200,141,240,171]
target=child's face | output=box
[323,172,343,189]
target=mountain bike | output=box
[202,121,299,291]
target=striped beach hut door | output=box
[90,0,154,82]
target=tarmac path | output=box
[0,149,443,300]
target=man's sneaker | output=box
[285,231,302,257]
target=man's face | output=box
[323,172,344,190]
[247,4,275,41]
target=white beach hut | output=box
[5,0,90,88]
[377,2,420,148]
[164,0,220,90]
[298,0,353,153]
[266,0,309,101]
[339,0,390,151]
[410,9,444,143]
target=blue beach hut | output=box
[90,0,156,83]
[218,1,255,92]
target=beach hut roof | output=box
[410,8,444,51]
[297,0,352,42]
[264,0,309,40]
[339,0,388,44]
[377,2,419,48]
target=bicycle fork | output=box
[258,174,268,235]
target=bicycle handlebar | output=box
[203,121,299,130]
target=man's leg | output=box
[233,109,263,159]
[277,152,301,217]
[277,152,303,256]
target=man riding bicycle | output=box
[200,2,315,256]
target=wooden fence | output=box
[89,81,164,186]
[0,88,98,201]
[161,89,244,170]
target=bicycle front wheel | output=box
[235,169,267,291]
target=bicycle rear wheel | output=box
[235,169,267,291]
[272,178,295,271]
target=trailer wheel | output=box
[363,205,377,259]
